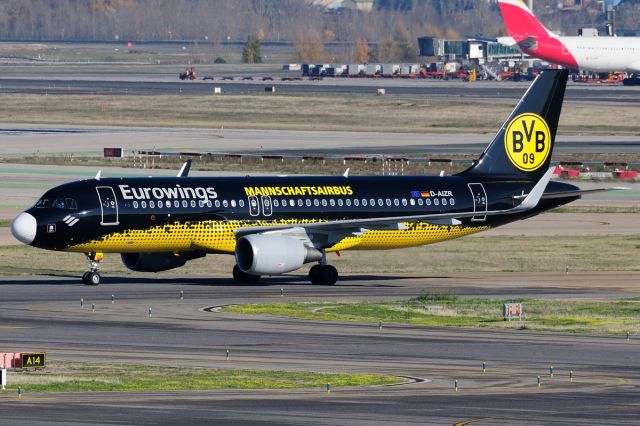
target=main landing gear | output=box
[82,252,103,286]
[232,265,261,284]
[309,251,338,286]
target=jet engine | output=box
[235,234,322,275]
[121,251,206,272]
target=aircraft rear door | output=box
[468,183,487,222]
[96,186,119,226]
[261,196,272,217]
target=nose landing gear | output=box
[82,252,103,286]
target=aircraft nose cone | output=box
[11,212,37,244]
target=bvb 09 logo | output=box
[504,113,551,171]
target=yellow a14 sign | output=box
[21,352,46,368]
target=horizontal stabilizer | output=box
[514,186,630,201]
[496,36,518,47]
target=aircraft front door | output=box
[96,186,119,226]
[468,183,487,222]
[248,196,260,216]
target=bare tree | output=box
[293,29,327,63]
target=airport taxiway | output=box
[2,75,640,106]
[0,273,639,425]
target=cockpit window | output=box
[66,198,78,210]
[35,198,52,208]
[35,198,78,210]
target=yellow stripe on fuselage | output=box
[67,220,489,254]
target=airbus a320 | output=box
[11,70,617,286]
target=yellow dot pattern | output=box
[67,219,489,254]
[351,222,488,250]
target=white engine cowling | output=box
[235,234,322,275]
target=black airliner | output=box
[10,70,615,285]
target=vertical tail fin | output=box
[498,0,551,40]
[460,69,568,181]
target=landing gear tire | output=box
[232,265,261,284]
[82,252,103,286]
[83,271,101,286]
[309,264,322,285]
[309,264,338,285]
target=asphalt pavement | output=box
[1,273,638,425]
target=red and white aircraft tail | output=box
[498,0,640,72]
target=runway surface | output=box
[2,75,640,105]
[1,273,639,425]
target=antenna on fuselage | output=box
[177,160,192,177]
[343,168,350,178]
[95,170,102,181]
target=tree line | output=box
[1,0,638,63]
[0,0,501,42]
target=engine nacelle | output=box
[235,234,322,275]
[121,251,205,272]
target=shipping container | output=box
[365,64,381,75]
[349,64,365,76]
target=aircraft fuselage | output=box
[23,175,579,254]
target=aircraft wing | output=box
[235,169,554,242]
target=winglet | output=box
[515,167,554,211]
[177,160,192,177]
[95,170,102,181]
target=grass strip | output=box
[3,361,400,393]
[225,294,640,335]
[2,92,640,135]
